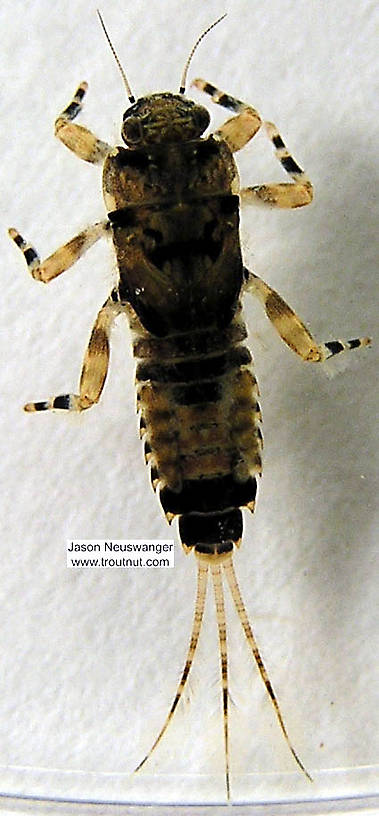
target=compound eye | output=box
[122,115,143,145]
[193,105,210,135]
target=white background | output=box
[1,0,378,806]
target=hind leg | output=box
[24,297,119,413]
[245,270,370,361]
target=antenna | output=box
[97,10,136,103]
[179,13,227,95]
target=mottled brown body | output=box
[8,46,370,798]
[102,124,260,556]
[129,304,261,504]
[105,135,242,335]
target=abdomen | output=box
[128,303,263,554]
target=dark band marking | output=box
[133,320,247,361]
[33,401,49,411]
[272,134,285,149]
[136,346,251,385]
[173,380,223,405]
[109,193,239,227]
[324,340,344,356]
[53,395,71,410]
[203,82,217,96]
[24,247,38,265]
[202,82,242,113]
[179,508,242,553]
[348,338,362,349]
[215,93,242,113]
[62,101,82,120]
[12,233,25,249]
[280,155,303,175]
[160,474,257,515]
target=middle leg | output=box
[241,121,313,208]
[192,79,313,208]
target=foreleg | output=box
[54,82,111,163]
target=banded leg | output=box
[8,222,107,283]
[135,559,209,772]
[245,270,371,362]
[192,78,262,151]
[55,82,111,163]
[192,79,312,208]
[241,121,313,208]
[223,556,312,781]
[24,298,118,413]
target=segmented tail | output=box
[223,555,312,782]
[135,558,209,772]
[135,551,311,798]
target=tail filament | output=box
[135,552,311,796]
